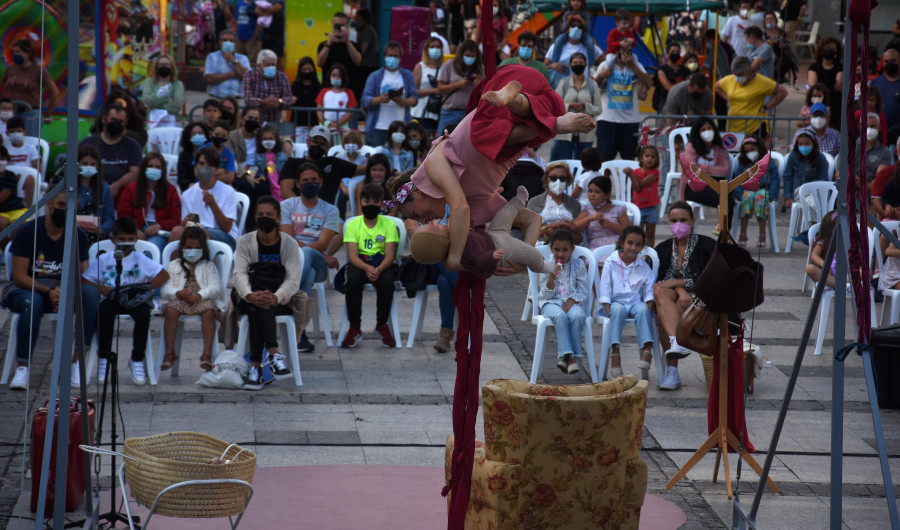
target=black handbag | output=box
[248,261,286,292]
[695,234,765,314]
[112,283,155,309]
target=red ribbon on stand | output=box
[707,326,755,453]
[442,0,498,528]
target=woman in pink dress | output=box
[386,64,594,272]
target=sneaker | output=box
[342,327,363,348]
[245,365,264,390]
[297,332,315,353]
[566,355,581,374]
[665,337,693,360]
[71,362,81,388]
[10,366,28,390]
[637,360,652,381]
[129,361,147,385]
[268,353,292,379]
[98,358,108,382]
[659,366,682,390]
[608,365,623,379]
[375,324,396,348]
[557,354,571,373]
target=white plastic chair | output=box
[346,175,366,218]
[336,216,405,348]
[728,152,782,253]
[611,200,641,226]
[293,143,308,158]
[406,285,443,348]
[876,221,900,325]
[811,225,879,355]
[327,145,345,157]
[359,145,377,158]
[600,160,639,202]
[795,21,820,58]
[234,192,250,236]
[147,127,183,155]
[527,245,598,383]
[7,166,39,208]
[154,240,233,383]
[84,240,162,385]
[786,181,838,255]
[551,159,582,182]
[23,136,49,179]
[161,153,179,190]
[660,126,692,214]
[592,245,665,383]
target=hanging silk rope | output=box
[441,0,497,528]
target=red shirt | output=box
[631,168,660,208]
[607,28,636,55]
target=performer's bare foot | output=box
[482,80,522,107]
[555,112,595,135]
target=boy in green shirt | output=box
[499,31,552,84]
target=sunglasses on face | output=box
[548,175,567,182]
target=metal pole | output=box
[34,0,84,525]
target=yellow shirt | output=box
[719,73,776,135]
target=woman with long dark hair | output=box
[681,117,734,231]
[76,144,116,242]
[116,153,182,252]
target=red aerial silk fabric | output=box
[707,326,756,454]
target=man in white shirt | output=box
[722,0,757,57]
[544,14,603,87]
[171,147,239,249]
[204,30,251,98]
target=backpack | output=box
[561,76,596,102]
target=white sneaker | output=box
[659,366,682,390]
[71,361,81,388]
[98,358,108,382]
[665,337,693,360]
[10,366,28,390]
[129,360,147,386]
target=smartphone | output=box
[466,73,476,81]
[388,88,403,98]
[188,213,200,223]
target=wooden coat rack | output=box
[664,155,779,499]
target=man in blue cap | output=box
[793,102,840,158]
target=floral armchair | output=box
[445,375,649,529]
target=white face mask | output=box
[810,116,826,129]
[735,75,747,84]
[8,131,24,144]
[700,129,715,143]
[345,143,359,155]
[262,139,277,150]
[746,151,759,162]
[182,248,204,263]
[867,127,880,141]
[739,8,749,17]
[492,5,499,15]
[548,179,567,195]
[391,132,406,145]
[0,111,12,121]
[0,161,7,172]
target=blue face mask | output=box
[797,145,813,156]
[222,41,235,53]
[428,47,442,60]
[438,203,451,225]
[145,167,163,181]
[568,27,583,41]
[518,46,533,60]
[263,65,276,78]
[746,42,755,52]
[190,134,207,147]
[300,181,320,199]
[384,56,400,71]
[462,55,476,67]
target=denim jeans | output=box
[602,302,654,349]
[146,234,169,254]
[540,302,585,357]
[207,227,236,250]
[6,283,99,363]
[366,128,387,148]
[299,246,329,294]
[437,262,458,329]
[549,138,593,162]
[437,109,467,137]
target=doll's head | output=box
[409,223,450,264]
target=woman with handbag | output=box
[653,201,716,390]
[233,196,300,390]
[412,37,446,135]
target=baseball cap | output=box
[309,125,331,141]
[810,102,827,115]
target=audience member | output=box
[204,30,250,98]
[79,103,143,197]
[202,98,223,129]
[782,130,830,210]
[227,107,262,167]
[244,49,295,123]
[545,14,602,87]
[744,26,774,79]
[734,136,778,248]
[220,96,240,130]
[253,123,285,201]
[436,39,483,134]
[412,37,446,134]
[627,145,661,247]
[317,12,362,96]
[3,117,39,171]
[797,83,829,129]
[280,125,356,201]
[336,130,367,174]
[662,73,713,124]
[808,37,843,130]
[762,10,797,84]
[116,153,182,253]
[780,0,806,45]
[362,41,419,147]
[805,209,838,288]
[857,87,888,146]
[499,31,551,83]
[572,174,629,254]
[355,153,395,216]
[104,89,149,148]
[793,102,839,157]
[871,137,900,219]
[870,47,900,138]
[550,53,600,160]
[75,144,115,243]
[863,113,893,185]
[571,146,601,206]
[172,147,239,249]
[538,228,587,375]
[291,57,323,129]
[177,122,210,191]
[607,8,637,56]
[234,0,262,67]
[354,9,381,88]
[0,97,13,142]
[405,121,429,165]
[377,120,415,175]
[203,121,238,186]
[256,0,286,71]
[654,43,690,112]
[682,117,734,226]
[716,56,787,137]
[0,146,28,232]
[722,0,756,57]
[594,40,652,161]
[1,38,61,136]
[142,55,184,128]
[526,162,582,244]
[316,63,358,130]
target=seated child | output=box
[160,225,224,372]
[597,226,656,381]
[82,217,169,385]
[0,97,13,143]
[409,186,554,279]
[341,183,399,348]
[0,145,29,237]
[805,210,838,289]
[4,117,39,171]
[539,228,588,374]
[253,124,285,201]
[734,136,779,249]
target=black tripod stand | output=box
[92,250,140,529]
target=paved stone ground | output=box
[3,62,900,529]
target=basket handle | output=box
[220,443,250,463]
[79,444,140,462]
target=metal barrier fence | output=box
[187,105,367,140]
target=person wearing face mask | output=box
[337,130,368,174]
[721,0,755,58]
[0,145,28,236]
[761,11,798,85]
[412,37,447,134]
[682,117,734,231]
[862,113,893,186]
[2,117,40,171]
[782,130,830,211]
[3,192,100,390]
[201,122,238,186]
[291,56,323,129]
[280,125,357,201]
[526,162,582,244]
[594,39,653,161]
[170,148,239,250]
[204,29,250,98]
[498,31,552,84]
[82,217,169,386]
[339,183,399,348]
[317,12,363,97]
[243,49,295,123]
[662,73,713,125]
[435,39,484,135]
[227,107,263,167]
[0,38,61,136]
[550,52,600,160]
[869,47,900,136]
[142,55,185,129]
[544,14,603,88]
[792,103,840,157]
[316,63,358,131]
[734,136,779,249]
[177,122,211,191]
[377,120,415,175]
[744,26,774,79]
[653,201,717,390]
[0,97,16,143]
[808,37,844,129]
[279,164,341,352]
[404,121,429,166]
[362,41,419,147]
[79,102,143,198]
[117,153,183,253]
[354,153,395,216]
[73,144,116,243]
[715,56,787,137]
[653,44,691,112]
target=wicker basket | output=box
[123,432,256,518]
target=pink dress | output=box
[583,202,627,253]
[410,65,565,226]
